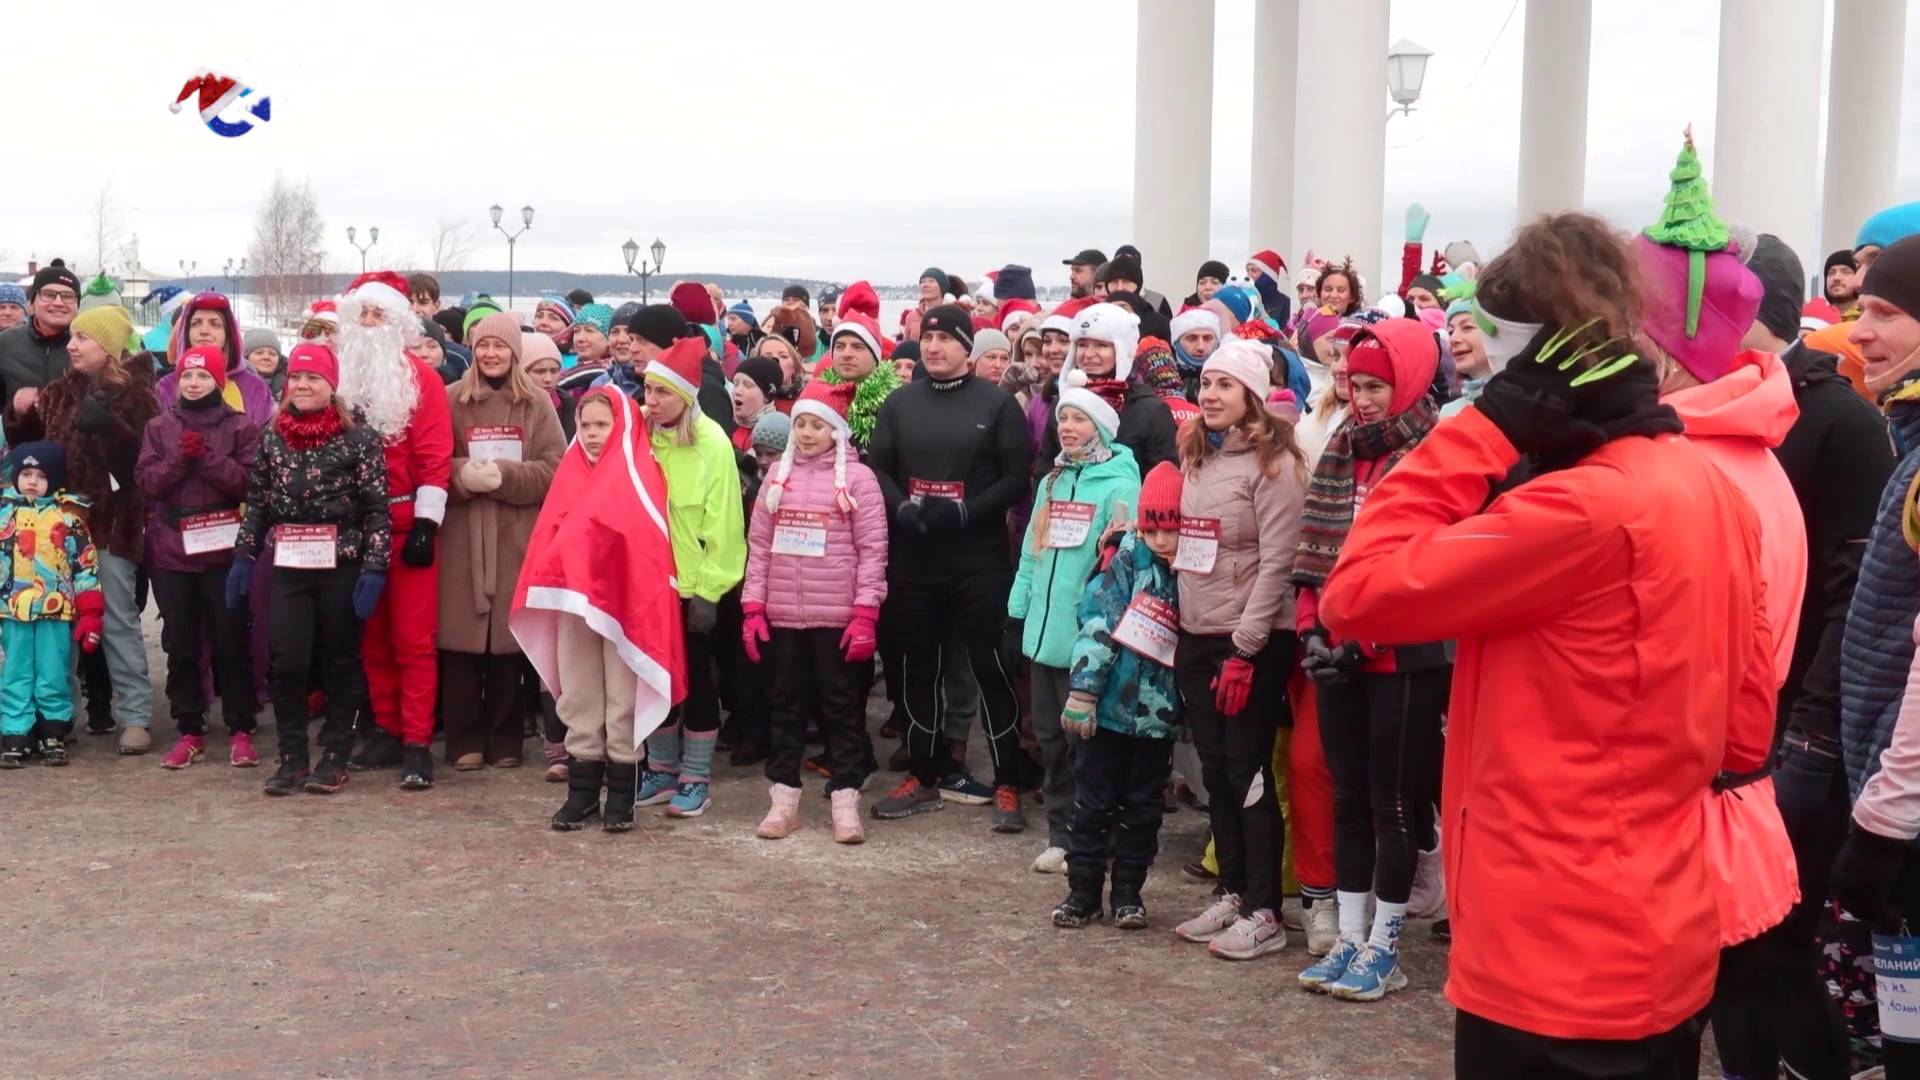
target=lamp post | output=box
[621,236,666,304]
[223,257,247,292]
[491,203,535,308]
[346,225,380,273]
[1386,38,1434,120]
[179,259,196,285]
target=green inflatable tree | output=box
[1643,126,1730,337]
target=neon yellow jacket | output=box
[651,412,746,602]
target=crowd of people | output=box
[6,129,1920,1076]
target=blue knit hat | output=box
[8,441,67,491]
[575,302,613,335]
[727,299,756,326]
[0,283,25,310]
[1216,286,1255,324]
[1857,201,1920,254]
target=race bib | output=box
[1877,933,1920,1044]
[1173,519,1220,574]
[908,478,964,503]
[467,425,524,463]
[1112,593,1179,667]
[179,510,240,556]
[771,509,828,558]
[273,524,339,570]
[1046,502,1095,548]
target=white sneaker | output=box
[1207,910,1288,960]
[1030,846,1068,874]
[1280,896,1306,931]
[1175,893,1242,943]
[1408,840,1446,919]
[1306,901,1340,956]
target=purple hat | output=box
[1634,236,1763,384]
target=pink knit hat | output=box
[1634,237,1763,384]
[1200,338,1273,400]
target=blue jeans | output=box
[1,620,73,736]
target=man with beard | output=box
[1823,251,1859,312]
[335,271,453,789]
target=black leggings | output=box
[1317,669,1448,904]
[268,563,364,766]
[896,569,1020,787]
[1454,1009,1705,1079]
[151,566,256,734]
[1176,632,1292,914]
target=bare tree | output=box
[245,176,326,326]
[428,220,477,273]
[89,181,122,277]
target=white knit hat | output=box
[1169,308,1221,344]
[1056,370,1121,445]
[1200,338,1274,400]
[1059,302,1140,385]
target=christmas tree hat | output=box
[1642,126,1731,338]
[1633,126,1762,382]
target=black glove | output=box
[1477,324,1679,465]
[400,519,438,568]
[1000,617,1025,671]
[1834,824,1912,933]
[1312,642,1367,685]
[685,596,718,636]
[72,393,116,435]
[1299,630,1337,679]
[922,497,968,532]
[894,500,926,534]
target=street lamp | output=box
[223,257,247,289]
[346,225,380,273]
[1386,38,1434,119]
[179,259,197,282]
[622,236,666,304]
[491,203,535,308]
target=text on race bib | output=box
[274,524,339,570]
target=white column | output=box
[1249,0,1299,265]
[1515,0,1591,219]
[1290,0,1388,295]
[1823,0,1908,258]
[1712,0,1823,268]
[1133,0,1215,302]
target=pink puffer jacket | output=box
[743,449,889,628]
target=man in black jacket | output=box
[867,304,1032,827]
[1708,234,1893,1080]
[0,261,82,409]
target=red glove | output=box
[73,589,104,653]
[741,602,770,664]
[840,605,880,664]
[1211,654,1255,716]
[181,430,206,459]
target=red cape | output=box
[511,387,685,740]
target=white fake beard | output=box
[334,318,418,437]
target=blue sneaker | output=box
[939,769,994,805]
[665,780,711,818]
[1326,946,1408,1002]
[637,768,678,807]
[1298,939,1360,992]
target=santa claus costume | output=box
[333,271,453,789]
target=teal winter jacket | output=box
[1068,531,1181,740]
[1007,444,1141,668]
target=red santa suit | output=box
[335,271,452,748]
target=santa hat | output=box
[670,281,717,326]
[343,270,413,320]
[830,312,884,361]
[1169,308,1221,343]
[1060,302,1141,384]
[838,280,881,320]
[287,342,339,389]
[764,379,859,515]
[1248,249,1287,282]
[169,70,245,123]
[1136,460,1183,529]
[643,336,706,405]
[176,344,229,393]
[1056,371,1121,446]
[1801,298,1843,333]
[304,299,338,327]
[1040,313,1075,339]
[996,298,1040,330]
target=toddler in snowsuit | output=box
[1051,460,1185,929]
[0,442,103,767]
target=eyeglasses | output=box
[36,289,77,304]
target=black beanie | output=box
[1825,249,1857,275]
[1862,235,1920,321]
[1409,273,1445,297]
[1196,259,1231,284]
[432,308,466,342]
[1101,256,1145,287]
[920,304,974,350]
[993,264,1036,301]
[30,260,79,300]
[920,267,947,290]
[629,304,691,350]
[735,355,782,399]
[782,284,811,306]
[1748,234,1807,343]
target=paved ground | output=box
[0,618,1461,1079]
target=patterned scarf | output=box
[1134,338,1185,400]
[1084,375,1129,414]
[1292,397,1437,588]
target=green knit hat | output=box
[1641,126,1732,337]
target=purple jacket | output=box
[156,366,275,428]
[743,449,888,629]
[134,400,261,572]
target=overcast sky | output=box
[4,0,1917,291]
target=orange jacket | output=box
[1320,408,1769,1041]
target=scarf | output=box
[1293,397,1437,588]
[818,361,902,446]
[1084,375,1128,414]
[275,403,344,450]
[1174,339,1208,375]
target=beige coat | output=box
[1176,428,1306,654]
[436,381,565,654]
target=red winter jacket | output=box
[135,400,261,573]
[382,352,454,530]
[1320,408,1771,1041]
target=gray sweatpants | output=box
[1030,663,1079,849]
[97,552,154,729]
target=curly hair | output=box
[1476,212,1642,360]
[1318,258,1363,315]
